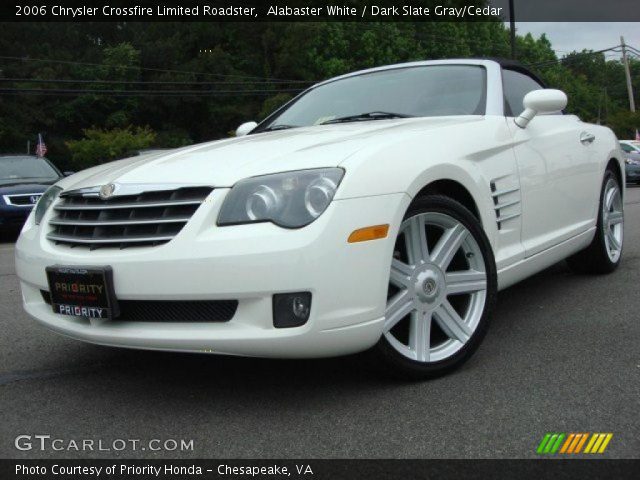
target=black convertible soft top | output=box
[476,57,547,87]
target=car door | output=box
[504,69,601,258]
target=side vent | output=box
[490,178,521,230]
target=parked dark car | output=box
[621,141,640,185]
[0,155,66,231]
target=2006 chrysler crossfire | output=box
[16,59,625,378]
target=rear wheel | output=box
[374,195,497,379]
[567,169,623,274]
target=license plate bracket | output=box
[46,265,119,320]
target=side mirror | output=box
[63,171,75,177]
[235,121,257,137]
[515,89,568,128]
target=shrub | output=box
[65,126,156,169]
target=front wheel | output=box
[373,195,497,380]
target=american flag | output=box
[35,133,47,157]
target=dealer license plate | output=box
[45,266,119,320]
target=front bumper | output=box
[16,189,409,358]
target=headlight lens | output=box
[218,168,344,228]
[34,186,62,225]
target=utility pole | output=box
[509,0,516,60]
[621,36,636,112]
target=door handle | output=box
[580,131,595,145]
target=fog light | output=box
[273,292,312,328]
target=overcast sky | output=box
[515,22,640,58]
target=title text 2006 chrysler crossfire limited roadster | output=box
[16,59,625,378]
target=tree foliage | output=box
[65,126,156,169]
[0,21,638,169]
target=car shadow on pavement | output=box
[93,346,385,391]
[54,260,586,399]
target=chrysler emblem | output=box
[99,183,116,199]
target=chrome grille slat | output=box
[49,216,192,226]
[53,199,202,210]
[47,185,212,250]
[47,234,176,244]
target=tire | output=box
[372,195,497,380]
[566,168,623,274]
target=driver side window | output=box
[502,69,544,117]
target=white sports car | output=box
[15,59,624,378]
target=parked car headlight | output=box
[34,186,62,225]
[217,168,344,228]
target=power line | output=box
[0,25,521,90]
[0,87,304,97]
[526,46,622,68]
[0,55,301,83]
[625,45,640,56]
[0,77,313,86]
[1,40,634,98]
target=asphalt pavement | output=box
[1,188,639,459]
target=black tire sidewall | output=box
[375,195,497,379]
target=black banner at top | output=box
[2,0,640,22]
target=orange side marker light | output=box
[348,224,390,243]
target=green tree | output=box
[0,21,637,170]
[608,111,640,140]
[65,126,156,169]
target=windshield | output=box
[0,156,60,181]
[260,65,487,131]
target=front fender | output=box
[335,117,518,252]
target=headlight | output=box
[34,186,62,225]
[217,168,344,228]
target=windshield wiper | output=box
[320,111,413,125]
[261,124,297,132]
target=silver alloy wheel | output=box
[384,212,487,363]
[602,178,624,263]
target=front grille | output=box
[47,185,213,249]
[41,290,237,322]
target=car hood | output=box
[60,116,482,190]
